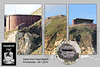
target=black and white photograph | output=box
[2,43,16,66]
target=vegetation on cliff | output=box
[45,15,97,55]
[5,19,42,55]
[45,15,67,53]
[69,23,97,54]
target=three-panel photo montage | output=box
[4,4,97,60]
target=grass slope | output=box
[45,15,97,55]
[69,23,97,51]
[45,16,67,50]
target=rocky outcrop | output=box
[45,39,63,55]
[15,23,26,30]
[5,20,42,55]
[17,32,34,55]
[5,30,41,55]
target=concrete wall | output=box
[72,19,93,25]
[6,15,41,31]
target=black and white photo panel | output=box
[2,43,16,66]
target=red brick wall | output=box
[10,16,19,31]
[6,16,10,31]
[72,19,75,25]
[6,15,41,31]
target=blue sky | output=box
[45,4,66,19]
[5,4,41,15]
[5,4,96,25]
[69,4,97,25]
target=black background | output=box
[2,43,16,66]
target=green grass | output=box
[45,16,67,49]
[45,15,97,54]
[69,25,97,49]
[45,17,66,37]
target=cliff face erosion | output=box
[45,15,97,55]
[5,20,42,55]
[69,23,97,55]
[4,15,97,55]
[45,15,67,55]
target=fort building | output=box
[6,15,41,31]
[47,15,66,19]
[72,18,94,25]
